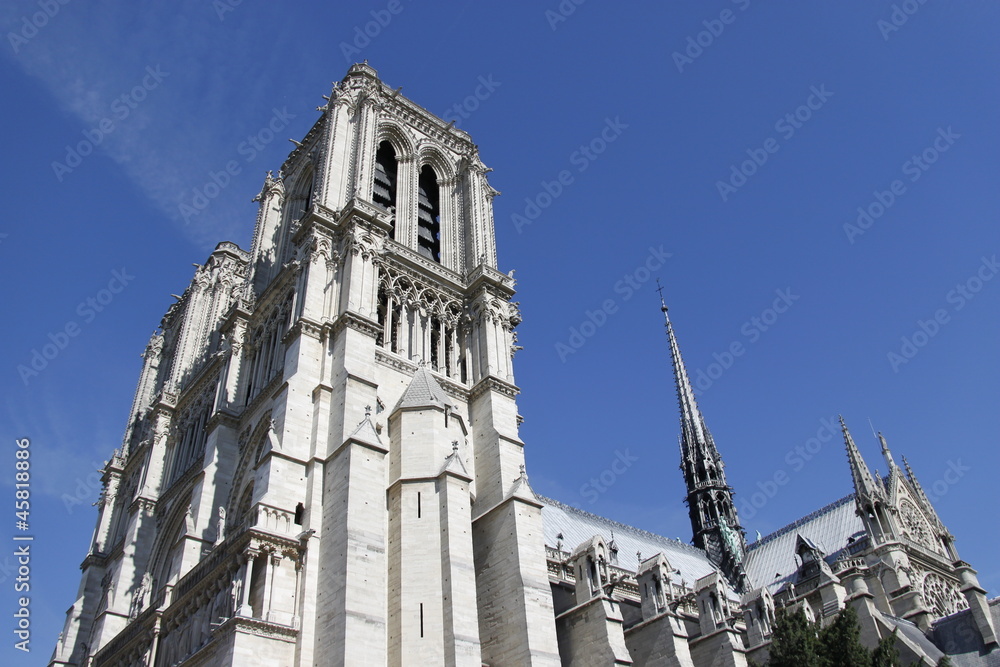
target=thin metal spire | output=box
[658,280,708,448]
[659,282,747,591]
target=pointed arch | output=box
[417,164,442,262]
[373,141,399,238]
[148,492,194,593]
[376,121,416,160]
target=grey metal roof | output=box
[538,496,724,589]
[394,367,451,411]
[744,495,864,590]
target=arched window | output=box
[417,165,441,262]
[373,141,399,238]
[292,169,314,221]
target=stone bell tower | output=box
[50,63,560,667]
[266,62,562,666]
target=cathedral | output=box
[50,63,998,666]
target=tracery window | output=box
[375,274,465,381]
[921,572,968,617]
[900,500,935,550]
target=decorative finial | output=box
[637,550,642,564]
[365,405,371,417]
[452,441,459,454]
[519,463,526,478]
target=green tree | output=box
[936,657,953,667]
[871,628,901,667]
[818,606,870,667]
[768,607,821,667]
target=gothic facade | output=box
[50,64,998,666]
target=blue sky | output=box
[1,0,998,662]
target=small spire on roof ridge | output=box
[365,405,372,417]
[519,463,526,478]
[452,440,459,454]
[877,431,898,471]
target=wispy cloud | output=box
[4,0,298,249]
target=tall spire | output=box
[659,284,747,592]
[660,290,708,448]
[841,416,883,505]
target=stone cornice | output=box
[470,375,519,400]
[466,263,516,299]
[211,241,250,263]
[373,82,475,155]
[383,239,465,293]
[341,197,394,234]
[284,317,324,344]
[207,407,240,432]
[220,615,299,643]
[80,552,109,571]
[328,311,381,339]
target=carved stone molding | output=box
[284,317,324,343]
[329,311,381,339]
[470,375,519,400]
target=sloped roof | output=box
[744,494,864,590]
[346,415,384,449]
[538,496,722,589]
[394,367,452,411]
